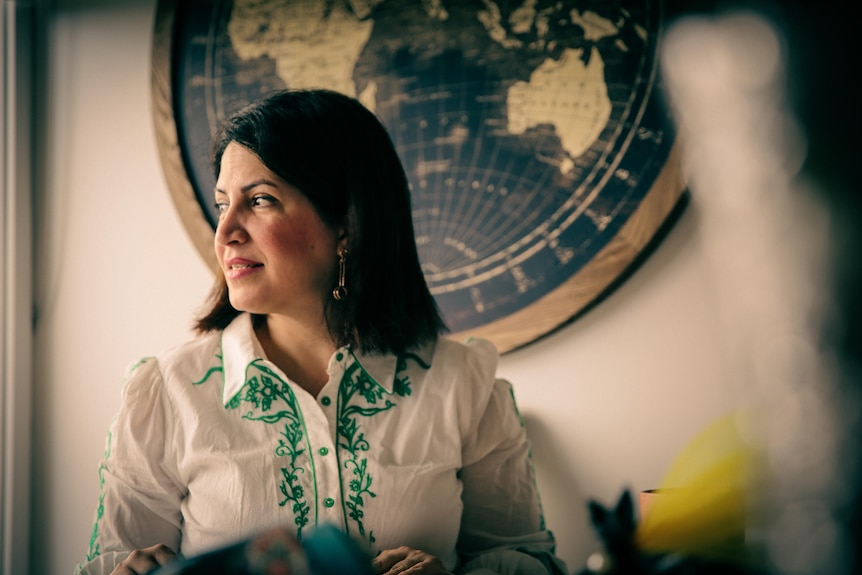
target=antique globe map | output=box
[152,0,686,352]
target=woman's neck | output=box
[255,314,337,398]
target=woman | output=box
[76,89,566,575]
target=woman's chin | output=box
[227,297,262,315]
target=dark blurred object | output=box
[781,3,862,575]
[574,410,767,574]
[577,490,768,575]
[149,524,375,575]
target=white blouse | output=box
[76,314,566,575]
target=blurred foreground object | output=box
[635,414,765,564]
[580,2,861,573]
[149,523,374,575]
[660,4,861,575]
[578,414,768,575]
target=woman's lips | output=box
[224,258,263,280]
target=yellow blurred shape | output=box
[635,412,765,563]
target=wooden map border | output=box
[150,1,688,354]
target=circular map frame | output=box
[150,0,687,354]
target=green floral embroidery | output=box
[507,385,548,531]
[276,420,311,532]
[230,361,301,422]
[82,358,152,570]
[195,353,313,538]
[192,354,223,386]
[84,430,113,563]
[221,359,314,538]
[336,351,428,544]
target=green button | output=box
[318,447,329,456]
[320,396,331,406]
[336,352,344,361]
[324,497,335,508]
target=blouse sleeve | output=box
[75,357,185,575]
[456,372,568,575]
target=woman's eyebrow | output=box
[214,178,279,195]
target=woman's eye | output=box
[214,201,229,215]
[251,195,276,207]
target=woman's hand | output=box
[373,546,453,575]
[109,543,176,574]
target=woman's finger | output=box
[373,546,451,575]
[373,546,411,573]
[149,543,177,565]
[110,543,177,575]
[400,554,449,574]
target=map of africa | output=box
[156,0,685,352]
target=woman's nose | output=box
[214,205,248,246]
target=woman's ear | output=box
[337,227,349,252]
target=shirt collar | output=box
[332,349,399,395]
[220,313,402,405]
[221,313,266,406]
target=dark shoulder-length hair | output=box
[194,88,447,355]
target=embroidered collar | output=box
[220,313,401,406]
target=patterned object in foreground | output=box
[150,524,374,575]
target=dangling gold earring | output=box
[332,248,348,301]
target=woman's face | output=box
[214,142,342,320]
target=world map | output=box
[161,0,683,351]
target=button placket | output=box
[311,347,350,525]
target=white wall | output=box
[32,3,212,573]
[30,2,769,574]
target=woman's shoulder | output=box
[421,336,502,401]
[121,329,224,389]
[430,336,500,371]
[421,337,514,438]
[158,329,223,364]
